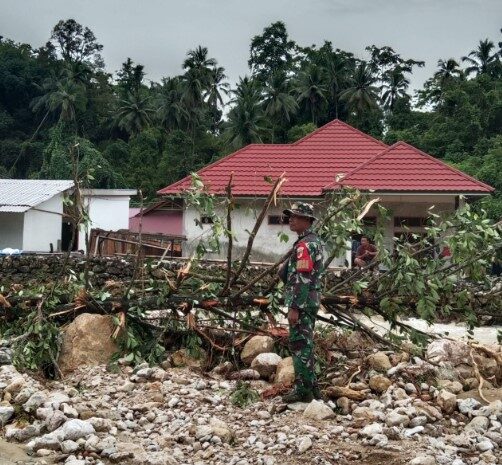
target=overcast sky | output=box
[1,0,501,92]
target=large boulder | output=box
[274,356,295,386]
[366,352,392,372]
[251,353,282,379]
[240,336,275,365]
[303,400,336,421]
[426,339,470,367]
[58,314,119,374]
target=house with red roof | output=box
[157,119,493,265]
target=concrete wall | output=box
[183,199,321,263]
[0,213,24,249]
[78,195,132,251]
[183,194,457,266]
[23,194,63,252]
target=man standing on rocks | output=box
[280,203,324,403]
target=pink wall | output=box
[129,209,183,236]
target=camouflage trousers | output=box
[289,308,318,396]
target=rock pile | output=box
[0,335,500,465]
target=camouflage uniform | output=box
[282,203,324,399]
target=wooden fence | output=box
[89,229,186,258]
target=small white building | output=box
[157,120,493,266]
[0,179,136,253]
[77,189,137,251]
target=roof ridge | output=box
[323,142,394,190]
[293,118,387,148]
[392,141,494,191]
[325,140,493,192]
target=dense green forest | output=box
[0,20,501,216]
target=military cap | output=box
[283,202,317,220]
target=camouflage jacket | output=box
[284,228,324,312]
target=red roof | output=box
[158,120,493,197]
[327,141,493,193]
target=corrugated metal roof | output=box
[0,179,74,212]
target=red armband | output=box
[296,241,313,272]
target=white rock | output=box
[475,400,502,418]
[465,416,489,433]
[303,400,335,421]
[297,436,312,453]
[57,419,95,441]
[359,423,383,438]
[409,416,428,427]
[0,405,14,425]
[251,353,282,378]
[457,397,481,415]
[209,417,233,443]
[61,439,79,453]
[403,426,424,437]
[27,433,61,452]
[368,433,388,446]
[410,455,436,465]
[385,411,410,427]
[61,403,78,418]
[477,439,494,452]
[45,391,70,409]
[404,383,417,394]
[46,410,66,432]
[23,391,48,412]
[287,402,309,412]
[426,339,470,366]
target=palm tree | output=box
[340,62,379,115]
[205,66,229,109]
[224,100,267,149]
[205,66,229,132]
[294,64,327,125]
[114,93,154,136]
[262,72,298,141]
[31,74,87,123]
[381,68,410,110]
[156,77,188,132]
[434,59,462,85]
[462,39,499,76]
[182,45,217,108]
[323,51,352,118]
[225,78,267,148]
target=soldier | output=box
[279,202,324,403]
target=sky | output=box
[1,0,501,93]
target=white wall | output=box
[183,194,457,266]
[78,195,131,251]
[0,213,24,249]
[23,194,63,252]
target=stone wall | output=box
[0,255,183,287]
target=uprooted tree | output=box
[0,172,500,380]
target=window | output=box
[200,216,214,225]
[394,217,427,228]
[268,215,288,225]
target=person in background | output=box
[354,236,378,268]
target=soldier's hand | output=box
[288,307,300,327]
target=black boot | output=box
[281,389,314,404]
[312,385,326,401]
